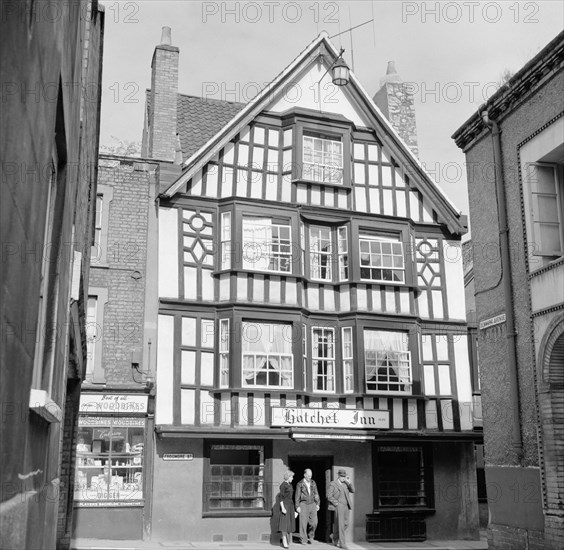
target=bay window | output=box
[359,235,405,283]
[364,330,411,393]
[242,322,293,388]
[242,217,292,273]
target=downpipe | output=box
[480,109,524,462]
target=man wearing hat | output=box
[327,469,355,549]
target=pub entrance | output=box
[288,456,333,543]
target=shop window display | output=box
[74,417,145,505]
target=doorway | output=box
[289,456,333,543]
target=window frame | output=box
[311,326,336,393]
[241,321,294,389]
[350,220,413,286]
[284,110,353,188]
[372,444,434,510]
[203,440,273,517]
[74,416,146,506]
[305,223,349,283]
[90,185,113,267]
[84,288,108,384]
[363,329,413,395]
[359,234,406,284]
[526,162,564,258]
[241,215,293,275]
[302,133,344,185]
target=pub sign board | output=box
[271,407,389,429]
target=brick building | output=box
[72,155,160,539]
[0,1,104,548]
[453,30,564,550]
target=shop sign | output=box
[75,500,144,508]
[479,313,506,330]
[79,394,148,414]
[163,453,194,461]
[271,407,389,429]
[78,416,145,428]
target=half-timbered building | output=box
[141,29,481,544]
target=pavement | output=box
[72,532,488,550]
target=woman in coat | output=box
[278,470,296,548]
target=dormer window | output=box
[303,134,343,184]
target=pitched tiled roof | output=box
[177,93,245,162]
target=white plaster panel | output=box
[324,287,335,312]
[453,336,473,431]
[425,401,438,429]
[339,287,350,311]
[199,391,216,425]
[270,277,281,304]
[253,275,264,302]
[441,400,454,430]
[399,288,410,314]
[267,63,369,127]
[237,274,248,301]
[442,240,466,320]
[180,389,195,425]
[253,396,266,426]
[357,286,367,310]
[383,189,393,216]
[281,174,292,202]
[385,289,395,313]
[408,399,418,429]
[393,399,403,428]
[219,274,230,301]
[371,288,382,312]
[158,208,179,298]
[201,269,214,301]
[285,280,297,305]
[297,184,307,204]
[311,186,321,206]
[156,314,174,424]
[308,287,319,310]
[220,394,232,426]
[206,165,218,197]
[355,186,367,212]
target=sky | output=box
[99,0,564,219]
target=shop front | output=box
[150,405,479,545]
[72,392,152,540]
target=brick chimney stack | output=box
[373,61,419,157]
[144,26,179,161]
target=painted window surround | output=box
[216,201,416,288]
[91,184,113,267]
[282,108,353,187]
[180,309,424,397]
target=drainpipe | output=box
[480,109,523,462]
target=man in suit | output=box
[294,468,320,544]
[327,469,354,549]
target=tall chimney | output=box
[373,61,419,157]
[145,26,179,161]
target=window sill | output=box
[29,389,62,423]
[292,177,350,190]
[528,255,564,279]
[203,510,272,518]
[369,508,435,515]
